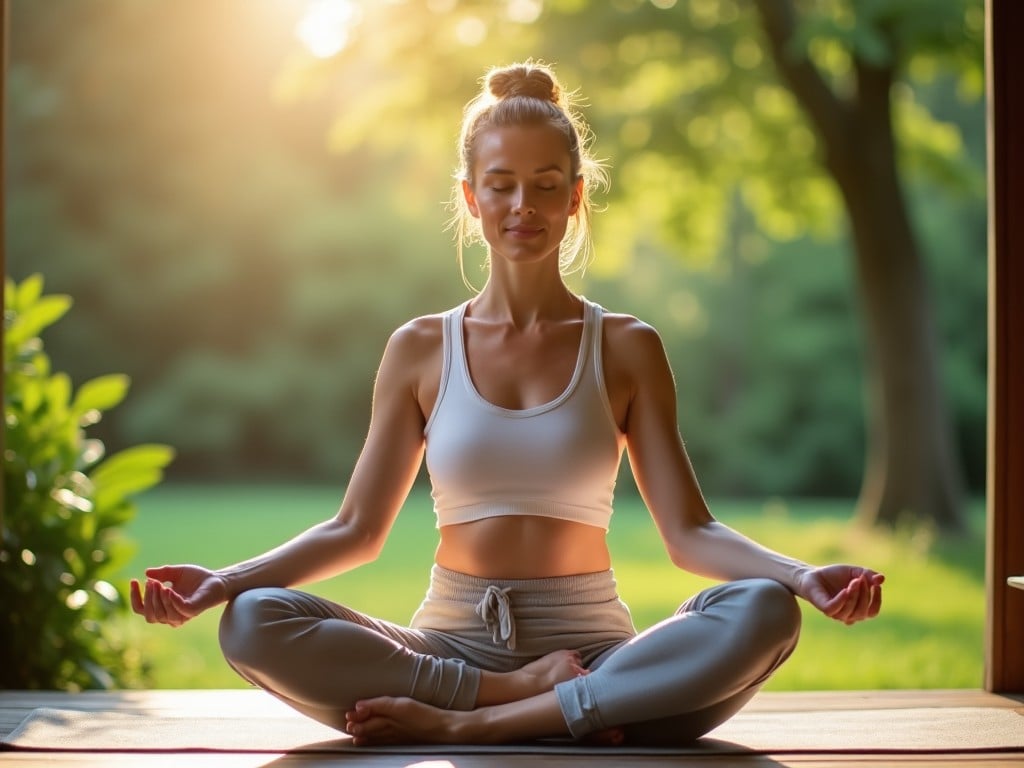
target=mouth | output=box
[506,225,543,237]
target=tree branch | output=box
[752,0,852,171]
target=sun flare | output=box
[295,0,361,59]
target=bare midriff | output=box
[435,515,611,579]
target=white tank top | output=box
[424,298,624,530]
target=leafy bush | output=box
[2,274,174,689]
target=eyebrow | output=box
[482,164,566,175]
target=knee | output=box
[741,578,801,650]
[218,587,288,668]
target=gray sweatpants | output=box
[219,566,801,743]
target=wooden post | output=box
[985,0,1024,693]
[1,0,8,540]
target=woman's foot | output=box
[477,649,586,706]
[344,692,625,747]
[345,696,481,746]
[516,650,586,692]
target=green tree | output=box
[750,0,980,531]
[292,0,983,530]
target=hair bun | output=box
[486,63,560,105]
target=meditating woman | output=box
[131,61,884,747]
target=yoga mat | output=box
[3,706,1023,755]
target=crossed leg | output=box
[345,579,802,746]
[218,587,586,730]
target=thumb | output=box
[145,565,181,582]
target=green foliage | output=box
[285,0,983,264]
[2,275,175,690]
[4,1,985,500]
[587,220,868,496]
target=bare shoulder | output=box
[377,311,449,416]
[385,312,445,361]
[601,311,669,371]
[600,311,674,426]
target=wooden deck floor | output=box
[1,689,1022,767]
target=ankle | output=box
[452,707,490,744]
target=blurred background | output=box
[4,0,987,689]
[6,0,987,503]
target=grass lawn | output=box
[115,484,986,690]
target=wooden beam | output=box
[985,0,1024,693]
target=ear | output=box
[462,179,480,218]
[568,176,583,216]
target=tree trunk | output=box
[754,0,965,530]
[836,75,965,531]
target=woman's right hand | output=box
[130,565,229,627]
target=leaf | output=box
[15,274,45,312]
[91,444,175,511]
[94,473,164,515]
[45,372,73,415]
[19,377,44,416]
[6,295,73,349]
[90,444,175,487]
[72,374,130,415]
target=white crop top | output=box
[423,298,625,530]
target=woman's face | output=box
[463,123,582,267]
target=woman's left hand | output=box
[795,565,884,625]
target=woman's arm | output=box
[217,318,435,592]
[605,315,882,623]
[131,317,440,626]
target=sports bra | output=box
[423,297,625,531]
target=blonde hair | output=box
[449,61,607,288]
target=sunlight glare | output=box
[296,0,362,59]
[427,0,457,12]
[506,0,543,24]
[454,16,487,46]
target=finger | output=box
[849,576,878,623]
[821,579,854,618]
[129,579,144,615]
[845,577,873,623]
[866,580,883,618]
[153,581,188,627]
[142,578,159,623]
[148,579,168,623]
[827,577,863,623]
[147,579,172,624]
[827,592,854,623]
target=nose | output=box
[511,187,535,215]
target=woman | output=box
[131,61,883,747]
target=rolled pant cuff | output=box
[555,675,606,738]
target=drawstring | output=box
[475,585,516,650]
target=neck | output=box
[472,258,579,327]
